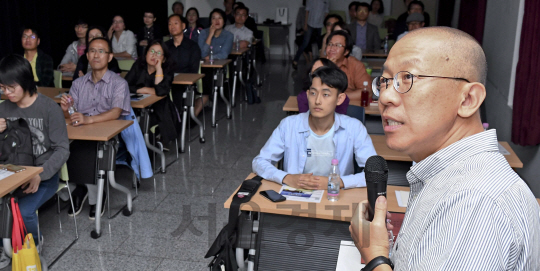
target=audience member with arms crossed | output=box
[350,27,540,271]
[0,55,69,266]
[60,37,131,220]
[253,66,376,189]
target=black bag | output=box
[0,118,34,166]
[206,176,263,270]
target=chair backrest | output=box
[346,105,365,125]
[118,59,135,71]
[197,61,203,94]
[163,36,171,42]
[198,17,210,28]
[54,70,62,88]
[258,26,271,49]
[379,28,388,40]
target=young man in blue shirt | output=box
[252,66,376,189]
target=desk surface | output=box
[224,174,407,222]
[130,95,165,109]
[283,96,380,115]
[62,75,73,81]
[363,50,388,58]
[370,134,523,168]
[0,166,43,198]
[201,59,232,68]
[66,119,133,141]
[230,47,250,55]
[172,73,205,85]
[256,23,292,27]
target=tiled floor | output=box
[2,57,394,270]
[1,57,313,271]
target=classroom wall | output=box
[482,0,540,197]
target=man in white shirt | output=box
[224,5,253,49]
[350,27,540,271]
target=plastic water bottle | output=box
[384,36,389,54]
[235,36,240,51]
[209,46,214,64]
[67,97,78,125]
[361,81,369,107]
[327,159,340,202]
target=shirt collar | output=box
[338,57,349,69]
[25,51,38,63]
[407,129,499,185]
[87,69,112,84]
[300,112,343,133]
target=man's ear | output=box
[337,92,346,106]
[107,52,114,63]
[37,38,41,46]
[457,82,486,118]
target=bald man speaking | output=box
[350,27,540,271]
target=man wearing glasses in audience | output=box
[350,27,540,271]
[224,4,253,50]
[348,2,380,52]
[60,37,131,220]
[325,30,372,103]
[21,28,54,87]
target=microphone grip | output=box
[366,180,387,221]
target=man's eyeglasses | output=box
[88,49,110,55]
[148,49,163,57]
[327,43,344,49]
[372,71,470,96]
[22,35,37,40]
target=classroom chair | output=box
[118,59,135,72]
[258,26,271,61]
[53,70,62,88]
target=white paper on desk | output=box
[336,240,365,271]
[395,190,409,208]
[0,169,14,181]
[130,94,150,101]
[498,143,511,155]
[279,185,324,203]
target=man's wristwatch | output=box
[361,256,394,271]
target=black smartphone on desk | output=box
[260,190,286,202]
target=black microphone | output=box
[365,155,389,221]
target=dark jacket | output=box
[124,59,181,144]
[348,22,380,52]
[34,49,54,87]
[73,55,121,80]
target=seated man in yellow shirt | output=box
[21,28,54,87]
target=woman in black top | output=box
[73,26,120,80]
[124,40,180,144]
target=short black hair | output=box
[21,27,39,39]
[331,22,350,34]
[408,0,424,12]
[209,8,227,26]
[234,4,249,15]
[168,14,188,26]
[75,18,88,26]
[323,14,344,28]
[172,1,184,11]
[88,37,112,53]
[371,0,384,14]
[357,2,371,12]
[349,1,361,10]
[326,30,354,57]
[0,54,37,96]
[310,66,348,93]
[144,10,156,17]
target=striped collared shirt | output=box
[391,129,540,270]
[70,69,131,117]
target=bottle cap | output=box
[331,159,338,165]
[363,81,368,86]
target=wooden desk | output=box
[0,166,43,198]
[363,50,388,58]
[62,75,73,81]
[130,95,165,109]
[200,59,232,68]
[66,119,133,141]
[230,47,250,56]
[282,96,380,115]
[224,174,407,223]
[370,134,523,168]
[172,73,205,85]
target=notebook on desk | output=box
[0,169,15,181]
[130,94,150,101]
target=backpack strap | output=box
[227,175,263,228]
